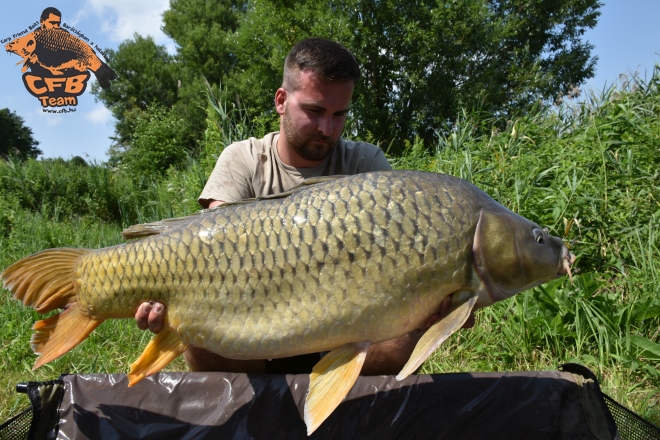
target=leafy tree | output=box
[100,0,601,161]
[120,105,188,177]
[0,108,41,160]
[235,0,601,150]
[92,34,180,149]
[162,0,245,86]
[162,0,600,151]
[92,34,207,167]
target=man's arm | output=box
[207,200,224,209]
[198,140,256,207]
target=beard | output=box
[282,105,338,162]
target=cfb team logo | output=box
[3,7,117,111]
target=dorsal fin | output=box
[121,175,346,239]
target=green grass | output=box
[1,68,659,425]
[402,68,660,424]
[0,209,188,420]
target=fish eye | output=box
[533,228,544,244]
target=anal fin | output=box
[304,342,370,435]
[128,330,189,386]
[31,305,103,369]
[396,292,478,380]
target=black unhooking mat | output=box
[1,364,658,439]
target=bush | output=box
[0,157,122,223]
[120,105,188,178]
[393,66,660,277]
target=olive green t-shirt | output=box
[198,132,391,207]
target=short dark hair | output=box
[283,38,360,90]
[40,7,62,22]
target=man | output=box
[40,7,62,30]
[136,38,473,375]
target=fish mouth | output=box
[557,247,576,282]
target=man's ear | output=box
[275,88,287,115]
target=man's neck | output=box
[276,134,327,168]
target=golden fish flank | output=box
[1,170,575,434]
[147,176,463,354]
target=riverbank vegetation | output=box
[1,67,659,424]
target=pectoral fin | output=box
[304,342,370,435]
[396,293,478,380]
[127,330,189,386]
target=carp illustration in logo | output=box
[4,7,117,108]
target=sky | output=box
[1,1,659,163]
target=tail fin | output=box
[93,62,118,90]
[2,248,89,312]
[1,248,103,368]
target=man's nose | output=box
[317,115,333,136]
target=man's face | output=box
[277,70,354,163]
[41,13,61,30]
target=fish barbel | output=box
[1,170,574,434]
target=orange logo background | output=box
[4,7,117,109]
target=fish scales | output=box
[32,28,102,71]
[39,29,83,52]
[73,171,475,358]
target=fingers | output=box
[418,296,452,331]
[135,301,166,333]
[438,295,476,328]
[135,302,151,330]
[148,302,165,333]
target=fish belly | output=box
[76,172,477,359]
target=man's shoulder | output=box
[335,138,391,172]
[200,134,279,204]
[223,132,278,156]
[338,138,382,154]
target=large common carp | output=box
[2,170,574,434]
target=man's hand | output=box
[207,199,224,209]
[135,301,166,333]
